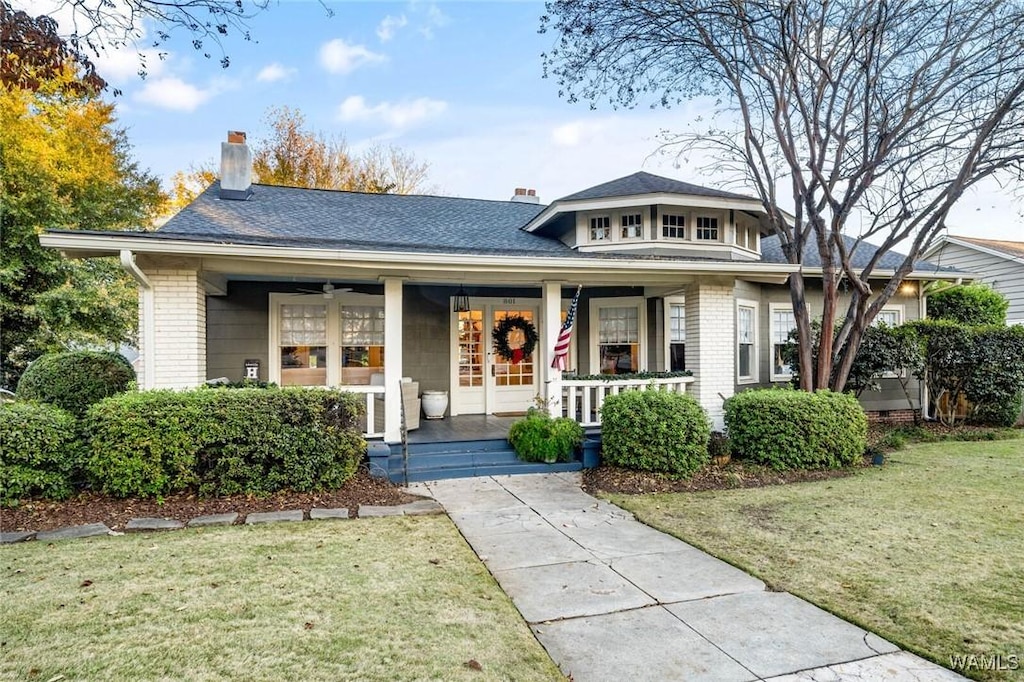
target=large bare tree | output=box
[541,0,1024,391]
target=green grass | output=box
[1,516,563,681]
[607,439,1024,681]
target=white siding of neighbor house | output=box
[929,242,1024,324]
[685,282,736,430]
[139,269,207,388]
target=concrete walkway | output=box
[420,473,966,682]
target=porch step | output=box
[384,437,583,484]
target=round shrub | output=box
[16,351,135,416]
[83,388,365,498]
[0,402,82,505]
[508,409,584,463]
[928,284,1008,326]
[600,389,711,476]
[725,389,867,470]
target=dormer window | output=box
[620,213,643,239]
[662,214,685,239]
[590,216,611,241]
[696,216,720,240]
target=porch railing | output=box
[338,385,385,438]
[561,376,696,427]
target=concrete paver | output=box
[494,559,654,622]
[533,605,754,682]
[424,473,965,682]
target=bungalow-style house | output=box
[41,133,968,480]
[924,235,1024,325]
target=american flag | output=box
[551,285,582,371]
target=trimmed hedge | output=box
[83,388,366,498]
[928,283,1008,326]
[16,351,135,416]
[1,402,82,506]
[600,389,711,476]
[725,389,867,470]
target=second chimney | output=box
[510,187,540,204]
[220,130,253,200]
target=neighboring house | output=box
[41,133,968,445]
[924,235,1024,324]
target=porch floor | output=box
[406,414,519,444]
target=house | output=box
[41,133,968,477]
[924,235,1024,325]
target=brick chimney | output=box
[220,130,253,200]
[510,187,540,204]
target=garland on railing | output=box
[564,370,693,382]
[492,315,538,364]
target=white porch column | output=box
[141,268,207,388]
[542,281,564,417]
[685,281,736,430]
[383,277,404,443]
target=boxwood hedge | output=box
[83,388,366,498]
[600,389,711,476]
[725,389,867,470]
[1,402,82,506]
[16,351,135,416]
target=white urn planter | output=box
[421,390,449,419]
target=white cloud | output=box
[134,77,212,112]
[416,2,450,39]
[551,120,609,147]
[377,14,408,42]
[256,63,295,83]
[338,95,447,130]
[319,39,386,75]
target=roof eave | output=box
[925,236,1024,267]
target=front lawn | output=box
[1,516,563,681]
[607,439,1024,681]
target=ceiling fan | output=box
[295,282,351,299]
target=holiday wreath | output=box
[492,315,538,364]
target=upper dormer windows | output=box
[662,214,685,239]
[696,216,720,241]
[620,213,643,239]
[590,216,611,241]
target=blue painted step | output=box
[395,461,583,484]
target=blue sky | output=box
[24,0,1024,241]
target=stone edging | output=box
[0,499,444,545]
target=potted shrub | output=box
[508,409,584,463]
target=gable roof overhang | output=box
[924,235,1024,266]
[40,230,802,286]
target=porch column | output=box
[139,267,207,388]
[383,277,404,443]
[542,281,564,417]
[685,281,735,430]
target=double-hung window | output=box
[662,214,685,240]
[696,216,720,241]
[666,298,686,371]
[340,306,385,385]
[620,213,643,239]
[737,300,758,383]
[769,305,796,381]
[590,216,610,241]
[279,304,328,386]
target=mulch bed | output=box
[582,459,866,496]
[1,467,420,533]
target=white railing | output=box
[338,385,385,438]
[561,376,696,427]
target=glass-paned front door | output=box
[490,308,536,413]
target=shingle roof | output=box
[951,235,1024,260]
[760,233,951,272]
[155,182,564,256]
[554,171,757,203]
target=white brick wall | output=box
[137,269,207,388]
[684,283,736,430]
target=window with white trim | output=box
[339,306,385,385]
[696,216,720,241]
[279,304,328,386]
[737,301,758,382]
[620,213,643,239]
[598,306,639,374]
[874,306,903,327]
[590,215,610,241]
[271,294,385,387]
[770,305,796,381]
[662,214,686,239]
[668,301,686,371]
